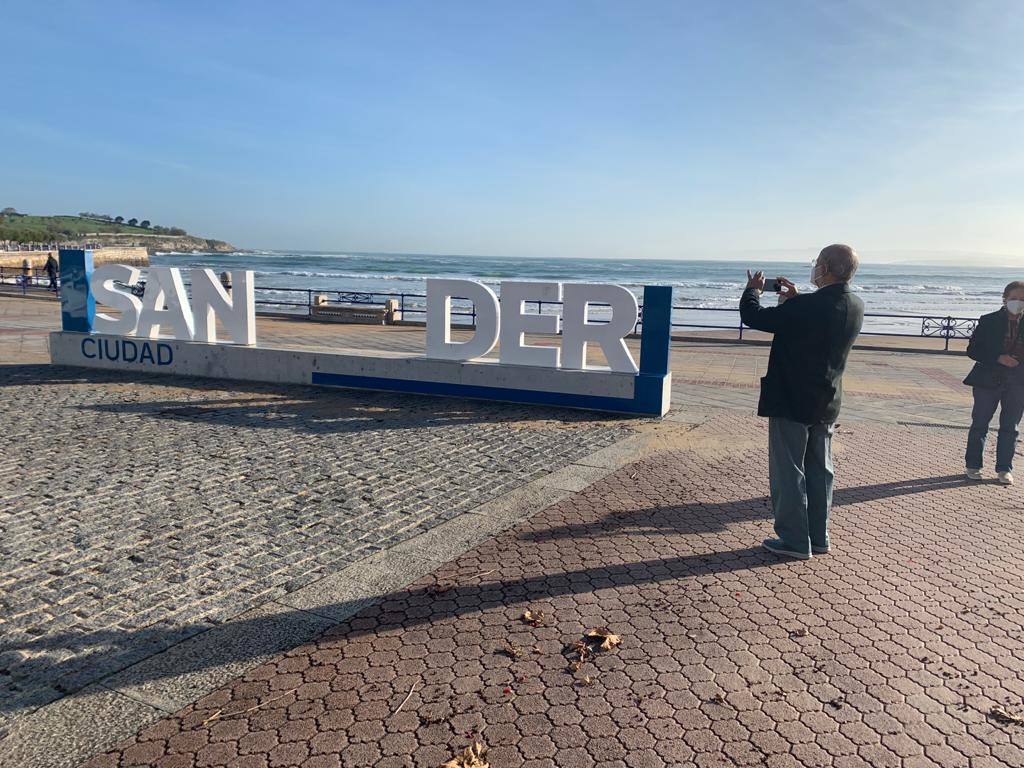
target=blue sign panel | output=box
[59,249,95,333]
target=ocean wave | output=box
[667,281,744,291]
[272,270,413,281]
[860,283,966,293]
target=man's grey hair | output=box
[819,244,859,282]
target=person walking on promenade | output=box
[963,281,1024,486]
[43,253,58,293]
[740,244,865,560]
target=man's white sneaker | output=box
[965,468,983,481]
[998,471,1014,485]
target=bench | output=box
[309,296,399,325]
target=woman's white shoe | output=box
[965,468,983,481]
[998,471,1014,485]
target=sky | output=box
[3,0,1024,263]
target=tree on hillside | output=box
[168,227,186,236]
[140,220,151,228]
[114,216,124,223]
[128,218,138,226]
[2,207,18,215]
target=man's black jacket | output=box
[963,309,1022,389]
[740,282,864,424]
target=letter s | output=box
[92,264,143,335]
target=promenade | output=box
[2,296,1022,768]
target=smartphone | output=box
[763,278,781,293]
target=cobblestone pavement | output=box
[0,364,631,729]
[0,295,999,767]
[79,411,1024,768]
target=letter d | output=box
[425,279,500,361]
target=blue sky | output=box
[3,1,1023,262]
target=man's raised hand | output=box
[777,277,798,303]
[746,270,766,292]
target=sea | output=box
[149,250,1022,337]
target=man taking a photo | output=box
[740,244,865,560]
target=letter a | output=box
[136,267,195,340]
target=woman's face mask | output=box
[1006,299,1024,315]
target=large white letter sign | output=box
[498,281,562,368]
[136,267,195,340]
[426,278,500,360]
[561,283,639,373]
[191,269,256,345]
[91,264,143,335]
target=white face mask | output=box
[1006,299,1024,315]
[810,261,823,287]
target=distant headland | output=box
[0,208,237,266]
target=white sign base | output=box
[49,332,671,416]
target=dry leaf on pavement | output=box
[585,627,622,651]
[442,741,489,767]
[499,641,524,659]
[522,609,546,627]
[990,705,1024,726]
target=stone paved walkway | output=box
[77,412,1024,768]
[0,366,629,733]
[1,294,1010,768]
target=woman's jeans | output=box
[966,383,1024,472]
[769,417,834,555]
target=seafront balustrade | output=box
[0,265,978,350]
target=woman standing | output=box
[964,281,1024,484]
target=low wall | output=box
[0,247,149,269]
[49,332,672,416]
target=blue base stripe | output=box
[311,371,665,415]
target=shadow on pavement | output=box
[0,363,630,434]
[519,474,969,542]
[0,545,782,718]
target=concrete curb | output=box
[0,430,653,768]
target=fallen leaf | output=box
[522,609,546,627]
[585,627,622,652]
[990,705,1024,725]
[442,742,489,768]
[790,628,809,638]
[499,641,523,659]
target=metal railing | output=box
[0,266,59,294]
[0,267,979,351]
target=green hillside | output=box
[0,210,187,243]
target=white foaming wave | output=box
[272,270,416,281]
[232,251,359,259]
[669,280,744,290]
[860,283,969,295]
